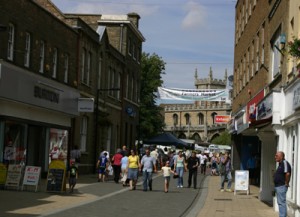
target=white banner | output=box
[157,87,229,101]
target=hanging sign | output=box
[157,87,229,101]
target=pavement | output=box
[0,172,278,217]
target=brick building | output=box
[162,68,231,144]
[232,0,300,215]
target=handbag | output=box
[173,173,179,179]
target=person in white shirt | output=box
[199,152,208,175]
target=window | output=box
[261,26,265,65]
[128,38,132,55]
[185,113,190,125]
[86,52,91,85]
[24,32,31,67]
[198,113,204,125]
[251,40,254,77]
[211,112,217,124]
[52,48,57,78]
[133,43,136,60]
[255,34,259,72]
[271,34,281,78]
[81,49,86,84]
[39,41,45,73]
[173,114,178,126]
[80,116,88,152]
[7,23,15,61]
[97,57,102,89]
[63,54,69,83]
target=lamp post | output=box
[93,87,120,172]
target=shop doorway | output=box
[27,125,47,175]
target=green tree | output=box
[139,52,165,140]
[211,130,231,146]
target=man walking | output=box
[274,151,291,217]
[140,148,157,191]
[187,152,199,189]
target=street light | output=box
[93,87,120,172]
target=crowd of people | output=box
[91,146,234,193]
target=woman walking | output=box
[174,151,186,188]
[126,149,140,190]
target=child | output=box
[97,152,108,182]
[161,161,175,193]
[68,161,78,193]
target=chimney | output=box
[127,12,140,28]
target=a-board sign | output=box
[22,166,41,192]
[46,160,66,192]
[5,164,23,189]
[234,170,249,195]
[0,163,7,185]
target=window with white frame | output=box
[39,40,45,73]
[255,34,259,72]
[52,48,57,78]
[80,116,88,152]
[7,23,15,61]
[63,54,69,83]
[24,32,31,67]
[271,32,281,78]
[198,113,204,125]
[261,25,265,65]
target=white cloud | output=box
[181,1,206,30]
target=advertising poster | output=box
[46,160,66,192]
[5,164,23,189]
[234,170,249,195]
[22,166,41,192]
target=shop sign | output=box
[22,166,41,186]
[234,170,249,195]
[215,115,231,123]
[78,98,94,112]
[293,83,300,110]
[247,89,264,123]
[257,94,273,120]
[235,108,248,134]
[227,118,236,134]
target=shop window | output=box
[3,121,26,165]
[49,128,68,164]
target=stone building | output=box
[162,68,231,144]
[0,0,144,175]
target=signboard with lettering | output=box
[22,166,41,192]
[234,170,249,195]
[215,115,231,123]
[5,164,23,190]
[257,94,273,120]
[46,160,66,192]
[78,98,94,112]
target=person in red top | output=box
[112,148,123,183]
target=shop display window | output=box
[3,121,26,166]
[49,128,68,164]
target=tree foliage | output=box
[211,130,231,146]
[139,52,165,140]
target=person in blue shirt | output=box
[274,151,291,217]
[97,152,108,182]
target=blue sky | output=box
[51,0,236,89]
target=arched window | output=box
[173,114,178,125]
[198,113,204,125]
[184,113,190,125]
[211,112,217,124]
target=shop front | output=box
[0,61,79,177]
[277,80,300,216]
